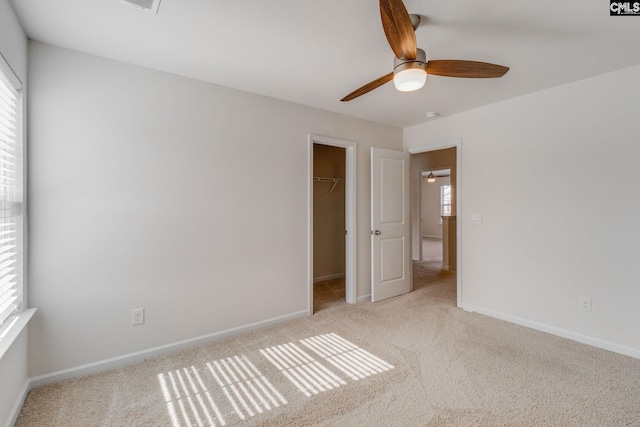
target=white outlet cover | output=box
[578,297,592,312]
[132,308,145,325]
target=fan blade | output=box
[341,73,394,102]
[380,0,416,60]
[426,60,509,78]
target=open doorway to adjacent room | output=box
[409,146,458,301]
[420,168,451,265]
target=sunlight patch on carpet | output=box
[206,355,287,420]
[158,355,286,427]
[259,342,346,397]
[157,334,393,425]
[300,333,394,380]
[261,333,394,397]
[159,366,227,427]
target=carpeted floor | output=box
[422,237,443,263]
[313,277,347,313]
[16,262,640,426]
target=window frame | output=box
[0,52,24,338]
[440,184,452,217]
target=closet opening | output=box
[312,143,346,312]
[308,135,356,314]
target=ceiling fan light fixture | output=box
[340,2,509,102]
[394,67,427,92]
[393,48,427,92]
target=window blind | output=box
[440,185,451,216]
[0,65,22,329]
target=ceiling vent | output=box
[120,0,161,14]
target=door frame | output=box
[308,134,356,315]
[408,139,462,307]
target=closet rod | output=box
[313,176,345,195]
[313,176,345,182]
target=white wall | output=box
[27,42,402,377]
[404,65,640,357]
[0,330,28,427]
[0,0,29,425]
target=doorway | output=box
[308,135,356,315]
[409,143,460,304]
[420,168,450,266]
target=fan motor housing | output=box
[393,48,427,74]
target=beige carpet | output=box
[422,237,443,262]
[17,262,640,426]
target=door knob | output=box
[374,230,381,235]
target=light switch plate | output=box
[471,213,482,224]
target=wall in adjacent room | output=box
[27,42,402,377]
[404,65,640,358]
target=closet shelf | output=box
[313,176,345,195]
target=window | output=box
[440,185,452,216]
[0,59,23,331]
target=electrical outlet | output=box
[132,308,145,325]
[578,297,592,312]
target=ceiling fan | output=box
[341,0,509,102]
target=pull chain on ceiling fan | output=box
[341,0,509,102]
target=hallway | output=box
[422,237,443,263]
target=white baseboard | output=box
[5,380,29,427]
[459,303,640,360]
[356,294,371,304]
[313,273,345,283]
[29,310,308,389]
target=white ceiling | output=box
[10,0,640,128]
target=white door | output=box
[371,147,412,302]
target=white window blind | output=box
[440,185,451,217]
[0,63,22,329]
